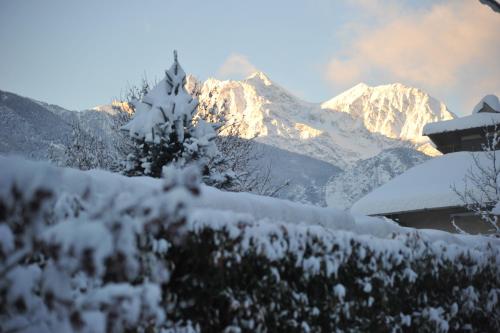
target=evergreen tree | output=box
[121,51,219,179]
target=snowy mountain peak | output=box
[386,82,416,90]
[348,82,370,91]
[91,101,132,115]
[321,82,455,142]
[245,71,273,86]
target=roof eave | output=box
[366,202,497,217]
[423,121,500,137]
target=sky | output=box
[0,0,499,115]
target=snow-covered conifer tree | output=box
[121,51,219,179]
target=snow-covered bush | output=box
[1,157,499,332]
[163,219,499,332]
[0,162,199,332]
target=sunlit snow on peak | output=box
[321,82,455,142]
[245,71,273,86]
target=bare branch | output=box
[451,124,500,235]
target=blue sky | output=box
[0,0,498,115]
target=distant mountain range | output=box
[0,72,452,207]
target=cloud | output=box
[217,53,258,79]
[325,0,500,113]
[326,58,363,86]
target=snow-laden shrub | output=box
[1,158,499,332]
[0,166,199,333]
[163,217,500,332]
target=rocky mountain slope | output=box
[321,83,455,142]
[191,73,452,168]
[243,142,341,206]
[0,90,72,159]
[325,148,430,210]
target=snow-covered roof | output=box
[351,151,499,216]
[422,112,500,136]
[423,94,500,136]
[472,95,500,114]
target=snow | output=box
[0,224,15,254]
[325,148,429,209]
[351,151,499,216]
[423,112,500,136]
[2,154,497,251]
[423,94,500,136]
[333,284,346,300]
[91,101,129,115]
[0,154,350,229]
[195,75,448,169]
[245,71,273,86]
[472,94,500,114]
[424,307,449,332]
[42,219,114,275]
[1,154,500,332]
[6,265,42,308]
[321,82,455,142]
[197,186,355,230]
[121,51,198,144]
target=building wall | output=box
[429,126,500,154]
[386,207,492,234]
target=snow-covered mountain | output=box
[325,148,430,210]
[247,142,341,206]
[191,73,452,168]
[0,90,130,164]
[321,82,455,143]
[0,90,72,159]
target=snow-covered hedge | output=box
[170,218,499,332]
[0,157,499,332]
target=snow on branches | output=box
[121,51,218,180]
[1,157,499,332]
[452,126,500,235]
[0,159,200,332]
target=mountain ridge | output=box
[0,90,72,159]
[326,147,430,209]
[190,72,447,167]
[321,81,456,143]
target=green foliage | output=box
[126,130,198,178]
